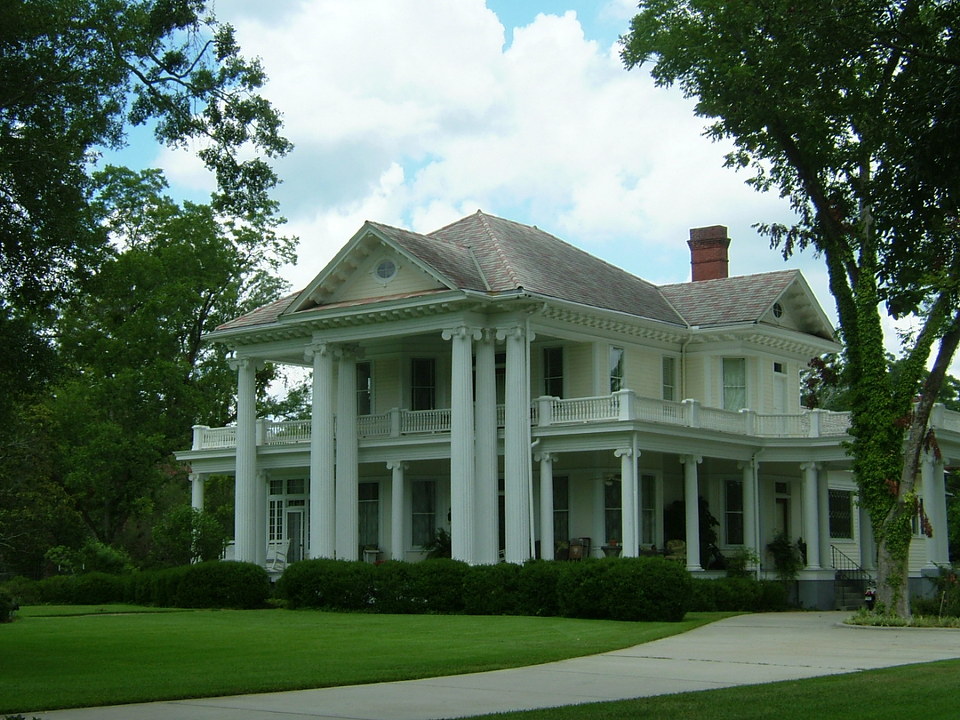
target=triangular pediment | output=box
[760,274,836,341]
[284,223,455,315]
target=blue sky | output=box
[129,1,831,318]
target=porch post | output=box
[680,455,702,571]
[817,469,830,569]
[256,470,268,567]
[335,346,360,560]
[739,460,758,564]
[190,473,206,512]
[922,450,949,567]
[307,342,336,559]
[388,461,407,561]
[800,462,822,569]
[498,323,534,563]
[858,493,877,571]
[474,329,499,565]
[443,325,480,564]
[537,452,556,560]
[616,448,638,557]
[233,357,258,562]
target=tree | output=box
[622,0,960,615]
[0,0,291,426]
[44,167,294,548]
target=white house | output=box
[176,211,957,609]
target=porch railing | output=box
[190,392,958,451]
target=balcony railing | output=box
[192,391,960,452]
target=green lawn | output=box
[466,658,960,720]
[3,607,730,713]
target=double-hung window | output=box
[725,479,744,545]
[609,347,624,392]
[411,358,436,410]
[358,482,379,548]
[553,476,569,547]
[828,489,854,539]
[722,357,747,411]
[543,347,563,397]
[356,361,372,415]
[412,480,436,547]
[662,356,677,401]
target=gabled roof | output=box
[212,211,834,343]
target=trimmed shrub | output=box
[557,560,609,619]
[33,575,77,604]
[688,577,789,612]
[598,556,691,622]
[375,559,468,614]
[277,559,375,610]
[0,587,18,622]
[72,572,128,605]
[174,561,271,609]
[518,560,563,617]
[463,563,521,615]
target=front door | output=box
[286,508,304,563]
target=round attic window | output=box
[374,258,397,282]
[772,302,784,318]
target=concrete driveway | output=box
[30,612,960,720]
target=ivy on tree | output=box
[622,0,960,616]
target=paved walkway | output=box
[31,612,960,720]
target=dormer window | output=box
[374,258,397,283]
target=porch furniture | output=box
[664,539,686,562]
[267,539,290,572]
[601,544,622,557]
[568,537,592,560]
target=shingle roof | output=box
[660,270,799,327]
[213,211,820,336]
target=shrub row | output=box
[687,577,790,612]
[277,556,694,621]
[2,561,270,610]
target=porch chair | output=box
[267,539,291,572]
[664,539,686,562]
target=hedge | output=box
[1,561,271,610]
[277,556,696,622]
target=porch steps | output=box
[831,545,873,611]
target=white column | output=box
[681,455,702,571]
[307,343,336,559]
[233,357,258,562]
[859,494,877,571]
[255,470,268,567]
[190,473,206,511]
[498,324,533,563]
[739,460,758,564]
[443,325,479,564]
[801,462,822,569]
[922,451,949,567]
[388,461,407,561]
[537,452,556,560]
[335,347,359,560]
[616,448,638,557]
[817,469,830,569]
[474,330,499,565]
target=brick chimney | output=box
[687,225,730,281]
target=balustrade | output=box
[188,393,960,451]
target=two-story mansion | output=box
[176,211,957,608]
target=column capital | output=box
[335,343,364,361]
[304,342,334,363]
[800,461,821,472]
[441,325,483,342]
[229,356,264,372]
[614,447,633,459]
[386,460,409,472]
[496,324,536,343]
[680,454,702,465]
[535,451,557,464]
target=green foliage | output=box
[172,561,271,609]
[688,577,790,612]
[276,558,693,622]
[421,527,453,559]
[622,0,960,615]
[766,532,804,585]
[150,506,229,567]
[0,587,17,622]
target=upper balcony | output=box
[186,390,957,453]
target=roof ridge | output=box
[474,211,524,289]
[660,268,798,289]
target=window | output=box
[609,346,624,392]
[722,357,747,411]
[604,478,621,544]
[662,356,677,401]
[543,347,563,397]
[411,358,436,410]
[356,361,372,415]
[553,476,569,546]
[358,482,379,548]
[828,489,854,539]
[725,480,744,545]
[412,480,436,547]
[640,474,657,545]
